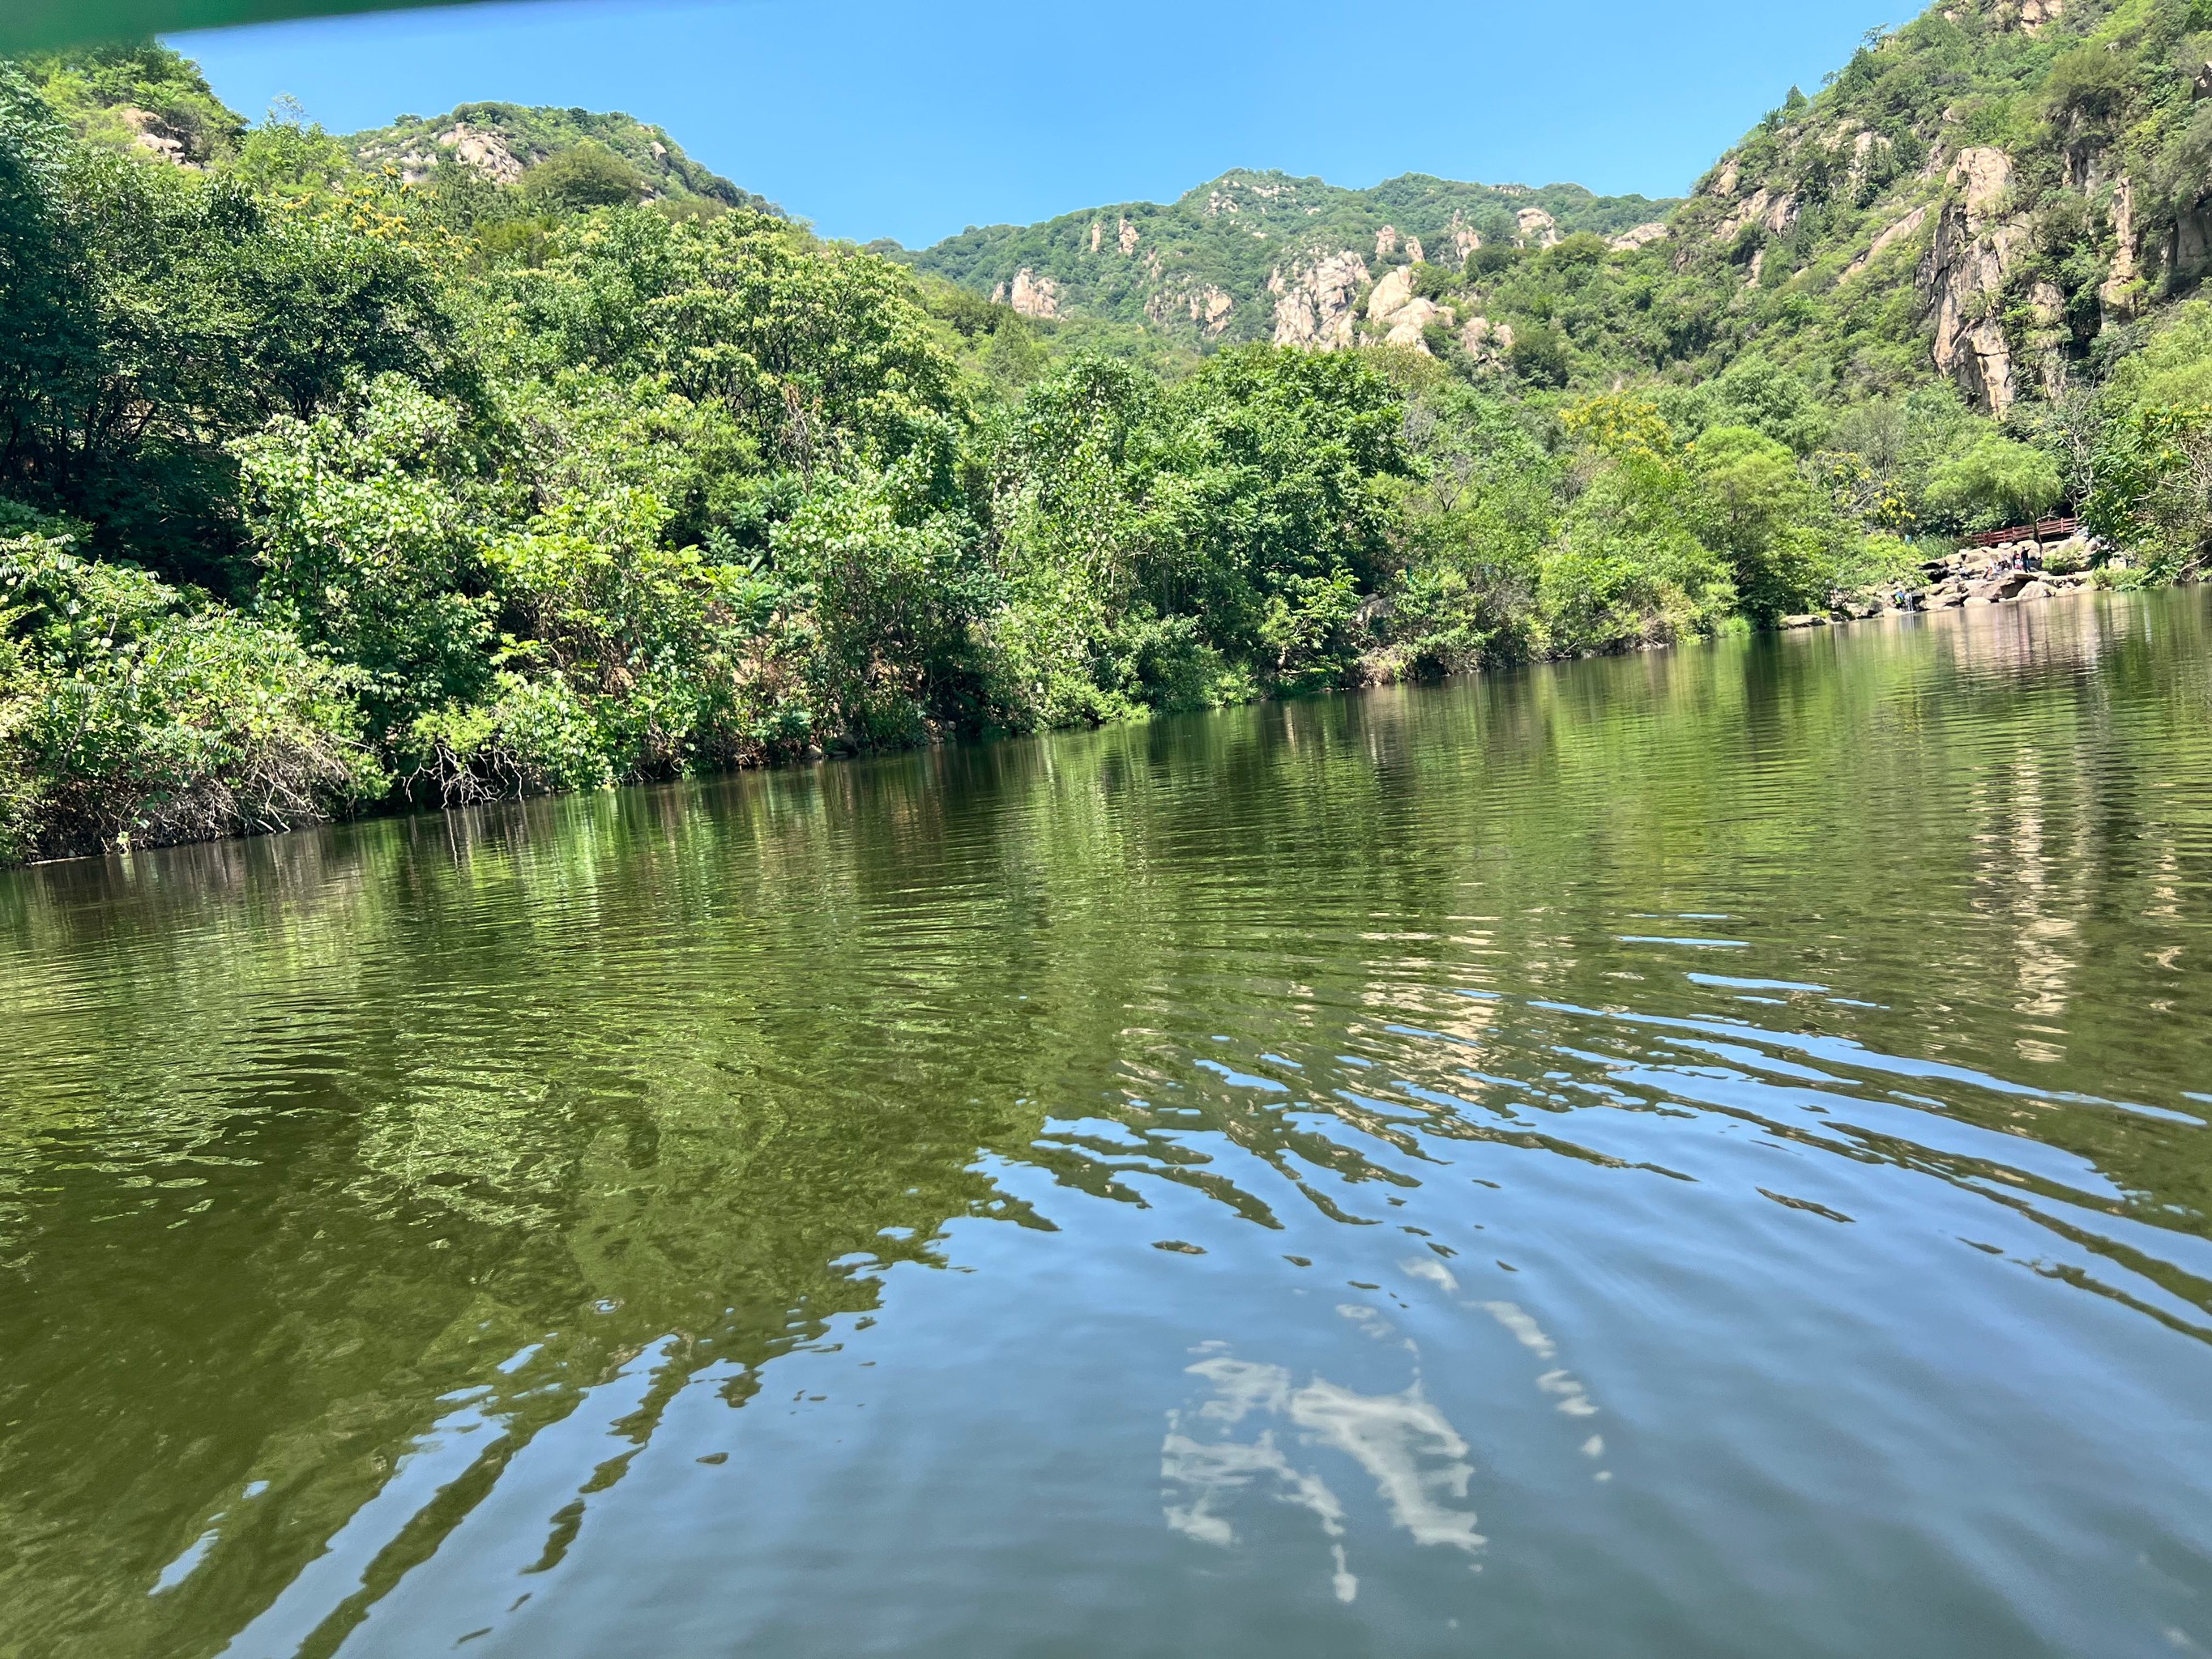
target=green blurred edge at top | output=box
[2,0,493,52]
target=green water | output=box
[3,590,2210,1658]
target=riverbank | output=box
[8,559,2195,874]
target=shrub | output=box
[407,673,614,804]
[2085,403,2212,581]
[2,533,382,856]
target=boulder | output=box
[1608,222,1671,252]
[1008,268,1061,320]
[1842,205,1930,282]
[1515,207,1561,249]
[1366,265,1416,322]
[1270,251,1370,350]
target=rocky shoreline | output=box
[1780,534,2113,629]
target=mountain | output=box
[12,45,784,217]
[345,101,780,214]
[898,0,2212,420]
[11,38,244,163]
[1642,0,2212,415]
[894,170,1677,348]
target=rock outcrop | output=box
[1993,0,2064,32]
[1608,221,1670,251]
[2171,195,2212,281]
[1192,285,1235,334]
[1149,283,1236,336]
[1514,208,1561,249]
[440,122,523,186]
[2100,175,2143,322]
[1445,211,1482,267]
[1007,268,1061,320]
[115,107,192,166]
[1843,129,1894,197]
[1714,186,1800,241]
[1458,316,1514,367]
[1270,251,1369,350]
[1919,147,2026,414]
[1364,265,1454,351]
[373,121,527,187]
[1118,217,1139,256]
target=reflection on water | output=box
[2,591,2210,1657]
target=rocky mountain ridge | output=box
[345,101,779,212]
[900,0,2212,420]
[28,0,2212,423]
[893,169,1678,348]
[1655,0,2212,414]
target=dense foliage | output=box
[2,5,2209,867]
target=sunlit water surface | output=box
[4,591,2212,1658]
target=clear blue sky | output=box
[172,0,1894,248]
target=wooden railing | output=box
[1959,517,2080,549]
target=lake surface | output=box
[3,590,2211,1659]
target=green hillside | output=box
[11,45,779,215]
[896,171,1678,347]
[347,102,779,214]
[899,0,2212,420]
[1314,0,2212,415]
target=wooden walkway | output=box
[1959,517,2080,549]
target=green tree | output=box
[235,376,495,747]
[524,141,647,214]
[1693,424,1830,620]
[1924,433,2065,529]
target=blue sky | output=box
[173,0,1894,248]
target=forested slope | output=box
[895,172,1677,348]
[2,7,2209,870]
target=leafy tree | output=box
[2085,403,2212,580]
[524,141,647,213]
[1693,424,1829,620]
[235,376,495,746]
[502,210,967,483]
[1507,322,1570,387]
[1546,394,1730,648]
[1924,433,2065,528]
[234,97,354,196]
[0,85,459,591]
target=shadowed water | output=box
[2,590,2210,1658]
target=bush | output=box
[236,375,496,745]
[2,533,382,856]
[407,673,614,804]
[2085,403,2212,581]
